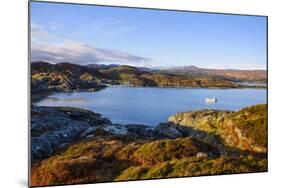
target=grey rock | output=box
[196,152,208,158]
[154,123,183,139]
[125,124,155,138]
[31,106,93,161]
[103,124,128,135]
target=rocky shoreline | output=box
[30,103,267,186]
[30,61,266,103]
[30,62,267,186]
[31,105,220,161]
[31,103,267,160]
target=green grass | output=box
[31,104,268,186]
[131,137,218,165]
[232,104,267,147]
[169,104,267,152]
[117,155,267,180]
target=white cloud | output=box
[31,23,151,66]
[31,41,150,66]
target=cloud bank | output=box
[31,23,151,66]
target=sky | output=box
[30,1,267,70]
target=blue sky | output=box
[30,1,267,70]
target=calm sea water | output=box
[35,87,267,126]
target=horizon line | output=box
[31,61,267,71]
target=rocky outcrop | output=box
[30,104,267,187]
[30,61,267,187]
[154,122,226,154]
[31,104,267,162]
[168,104,267,153]
[31,106,157,161]
[31,106,111,161]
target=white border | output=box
[1,0,280,188]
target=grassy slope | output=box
[30,61,267,186]
[100,66,241,88]
[168,104,267,152]
[31,133,267,186]
[230,104,267,147]
[117,155,266,180]
[31,62,266,90]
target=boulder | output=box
[154,123,183,139]
[31,106,92,161]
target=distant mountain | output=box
[85,63,119,70]
[97,64,244,88]
[86,63,152,72]
[31,61,265,101]
[157,65,267,83]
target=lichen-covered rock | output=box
[168,104,267,153]
[31,106,114,161]
[31,106,163,161]
[168,109,230,133]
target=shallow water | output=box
[36,87,267,126]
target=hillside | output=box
[158,66,267,83]
[31,62,109,100]
[98,65,244,88]
[31,62,265,99]
[31,104,267,186]
[168,104,267,153]
[85,63,119,70]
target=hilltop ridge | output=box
[31,61,266,101]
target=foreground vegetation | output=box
[31,104,267,186]
[169,104,267,153]
[31,136,266,186]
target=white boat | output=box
[205,97,218,103]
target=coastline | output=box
[30,82,267,186]
[31,83,267,104]
[30,103,267,186]
[31,103,267,160]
